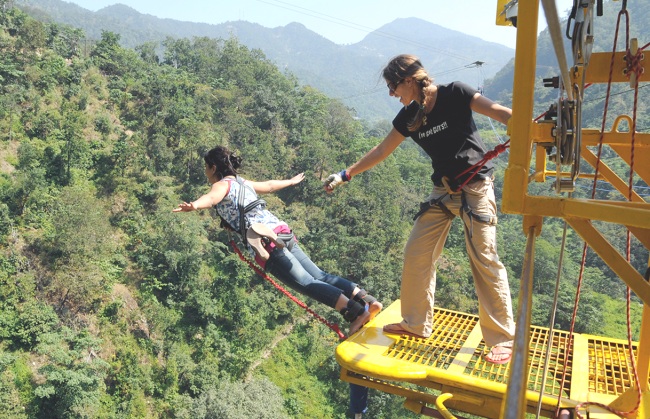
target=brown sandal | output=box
[382,323,425,338]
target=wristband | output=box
[339,170,351,182]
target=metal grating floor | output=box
[588,338,638,396]
[385,309,477,370]
[336,300,646,416]
[460,326,574,396]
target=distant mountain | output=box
[16,0,515,122]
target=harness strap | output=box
[414,194,456,221]
[339,299,366,322]
[236,177,247,237]
[353,289,378,307]
[441,176,461,195]
[460,193,497,238]
[229,176,266,238]
[276,232,297,250]
[244,198,266,213]
[413,188,498,238]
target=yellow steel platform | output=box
[336,300,645,418]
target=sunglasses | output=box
[387,80,403,94]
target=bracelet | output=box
[339,170,351,182]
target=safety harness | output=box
[413,176,498,238]
[219,176,296,252]
[235,175,265,238]
[412,139,509,233]
[220,178,378,335]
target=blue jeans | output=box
[265,243,357,308]
[349,384,368,415]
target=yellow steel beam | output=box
[495,0,516,27]
[570,334,591,403]
[502,0,538,216]
[610,145,650,187]
[637,255,650,401]
[627,227,650,250]
[581,130,650,149]
[522,197,650,229]
[580,146,645,202]
[565,217,650,305]
[340,369,449,413]
[533,146,549,183]
[640,291,650,393]
[530,119,555,145]
[585,52,650,84]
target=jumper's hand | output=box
[173,202,195,212]
[290,172,305,185]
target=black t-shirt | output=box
[392,81,493,185]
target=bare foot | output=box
[484,346,512,364]
[349,310,371,335]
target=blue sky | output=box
[64,0,576,49]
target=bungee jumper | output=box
[173,145,382,337]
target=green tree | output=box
[0,202,12,242]
[38,184,116,312]
[0,355,30,419]
[135,41,159,64]
[11,300,59,349]
[34,329,109,419]
[47,24,84,59]
[190,378,289,419]
[15,18,46,56]
[90,30,121,75]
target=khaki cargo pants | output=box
[398,177,515,347]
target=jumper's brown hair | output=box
[203,145,242,180]
[382,54,434,132]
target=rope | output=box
[229,239,347,341]
[554,9,623,415]
[535,221,569,419]
[453,141,510,191]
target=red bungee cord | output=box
[230,240,347,341]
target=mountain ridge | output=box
[16,0,515,121]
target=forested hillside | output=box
[0,3,645,418]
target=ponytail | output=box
[204,146,243,179]
[407,79,432,132]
